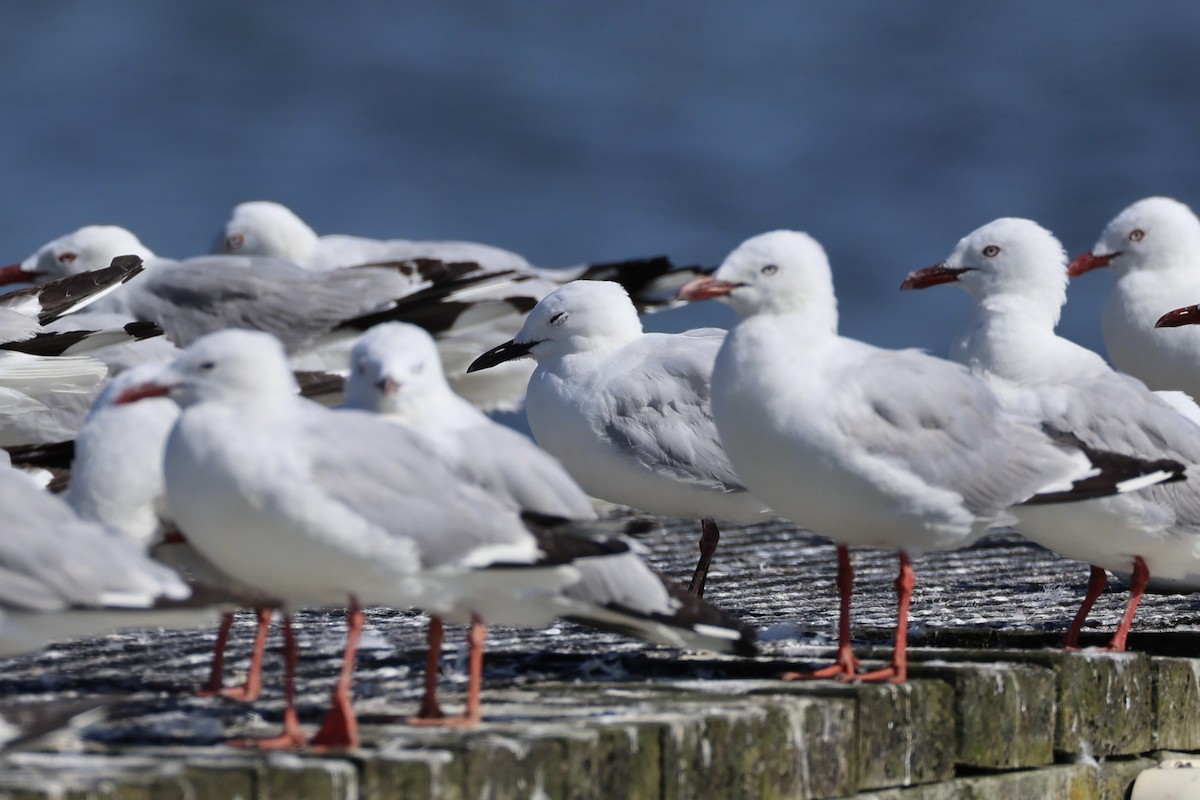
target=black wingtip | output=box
[575,257,716,311]
[1025,426,1187,505]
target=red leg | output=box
[783,545,861,681]
[462,615,485,725]
[1104,557,1148,653]
[310,596,365,749]
[859,551,914,684]
[219,608,273,701]
[687,519,721,597]
[410,616,446,722]
[228,615,307,749]
[1064,566,1108,650]
[197,612,235,696]
[409,614,486,728]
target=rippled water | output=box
[3,3,1200,355]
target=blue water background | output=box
[3,2,1200,356]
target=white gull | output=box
[1068,196,1200,402]
[125,329,754,745]
[467,280,773,596]
[902,216,1200,649]
[678,230,1182,681]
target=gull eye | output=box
[1128,228,1145,243]
[982,245,1001,258]
[198,360,216,372]
[58,252,77,265]
[549,311,567,326]
[226,233,245,251]
[412,362,425,374]
[761,264,778,275]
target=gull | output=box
[901,216,1200,649]
[1067,196,1200,401]
[214,200,535,272]
[11,225,652,410]
[0,258,165,445]
[468,280,772,596]
[213,200,705,305]
[213,201,712,406]
[677,230,1183,681]
[343,320,593,719]
[67,364,286,703]
[120,329,754,747]
[0,463,210,657]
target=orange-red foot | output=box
[407,701,445,724]
[216,681,263,702]
[781,651,860,682]
[856,665,907,684]
[309,699,359,750]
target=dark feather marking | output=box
[121,320,164,340]
[0,331,93,357]
[1023,426,1186,505]
[337,267,524,333]
[575,256,713,310]
[0,256,145,325]
[294,370,346,399]
[4,440,75,471]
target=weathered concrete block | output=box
[178,762,259,800]
[627,681,856,800]
[358,748,461,800]
[1151,657,1200,750]
[1055,652,1153,756]
[261,753,357,800]
[771,695,857,799]
[849,681,955,791]
[594,723,661,800]
[910,661,1056,769]
[907,647,1154,757]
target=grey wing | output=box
[125,260,412,351]
[598,333,747,493]
[831,347,1077,515]
[1041,372,1200,526]
[0,469,189,612]
[449,425,596,519]
[302,410,537,569]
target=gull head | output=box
[115,330,298,410]
[468,280,642,371]
[679,230,836,325]
[904,217,1068,311]
[14,225,153,283]
[1070,196,1200,279]
[88,362,181,420]
[342,322,447,415]
[212,200,319,265]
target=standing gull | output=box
[342,320,590,720]
[1067,196,1200,401]
[121,330,754,746]
[469,280,772,596]
[67,364,276,699]
[678,230,1182,681]
[902,217,1200,649]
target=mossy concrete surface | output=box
[2,522,1199,798]
[0,650,1194,799]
